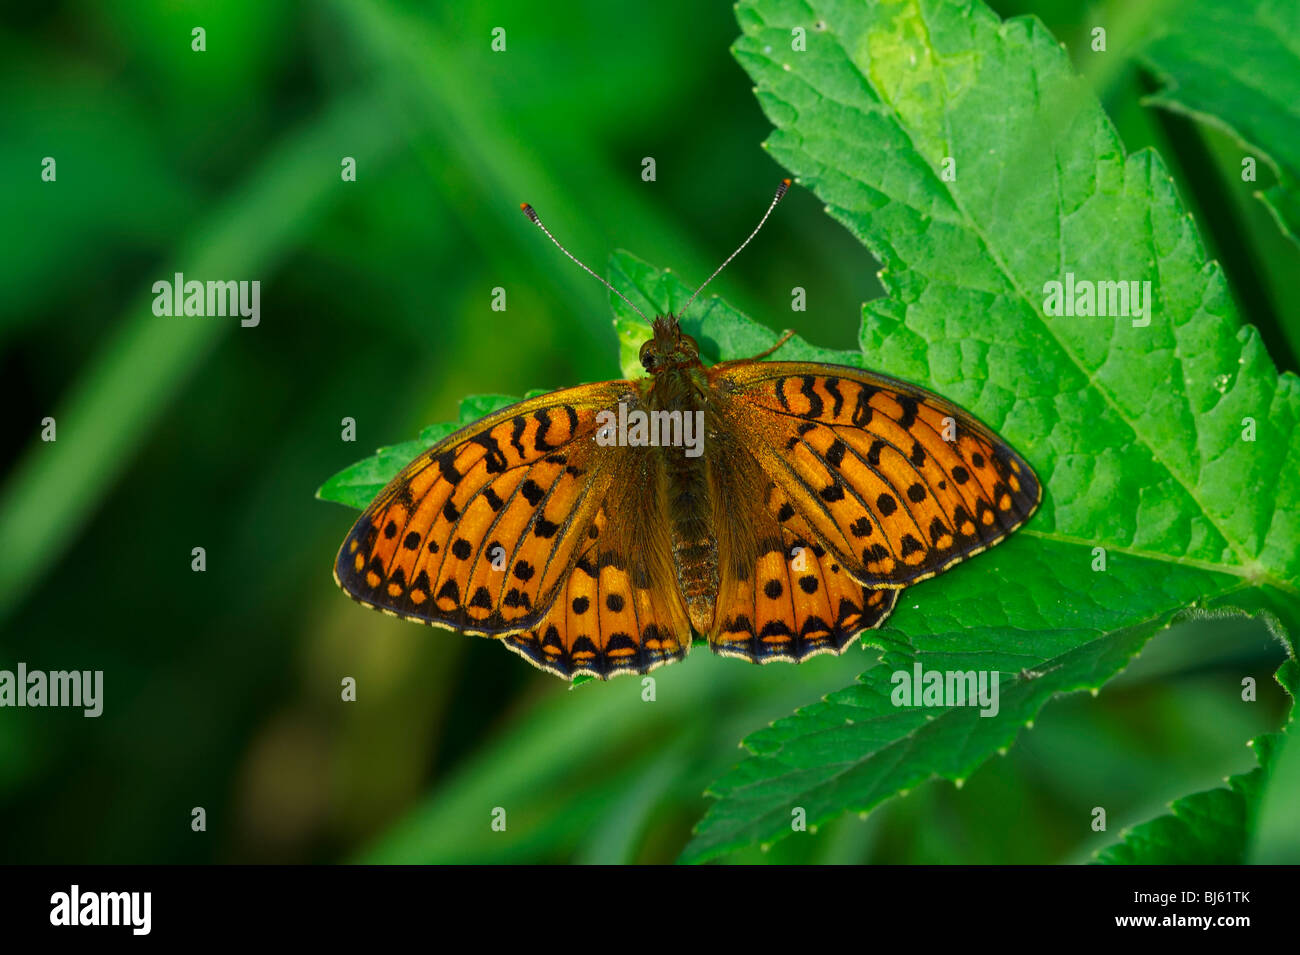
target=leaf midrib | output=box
[1018,528,1277,587]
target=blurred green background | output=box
[1,0,1294,864]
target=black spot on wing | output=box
[510,416,527,457]
[472,433,509,474]
[824,377,843,419]
[521,479,545,505]
[533,410,556,453]
[851,386,877,427]
[819,483,845,502]
[799,376,824,418]
[434,450,462,484]
[896,395,919,430]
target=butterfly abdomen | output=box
[669,503,718,634]
[651,367,719,633]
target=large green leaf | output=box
[675,0,1300,862]
[1141,0,1300,246]
[1251,691,1300,863]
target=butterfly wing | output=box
[711,361,1041,589]
[335,383,629,635]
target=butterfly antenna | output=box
[520,203,650,322]
[679,178,791,316]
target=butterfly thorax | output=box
[638,317,719,633]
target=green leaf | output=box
[1251,689,1300,863]
[674,0,1300,863]
[1140,0,1300,245]
[1097,639,1297,864]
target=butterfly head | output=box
[640,315,700,374]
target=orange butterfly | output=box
[334,181,1040,681]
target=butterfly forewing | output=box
[713,361,1042,589]
[335,384,628,634]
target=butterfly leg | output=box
[747,328,797,361]
[708,329,797,372]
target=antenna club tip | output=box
[782,178,792,186]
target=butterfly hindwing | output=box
[503,455,692,678]
[713,361,1041,589]
[706,431,898,662]
[334,384,628,634]
[502,539,693,679]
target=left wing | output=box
[334,384,627,635]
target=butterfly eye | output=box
[639,339,658,372]
[681,334,700,356]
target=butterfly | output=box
[334,180,1041,681]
